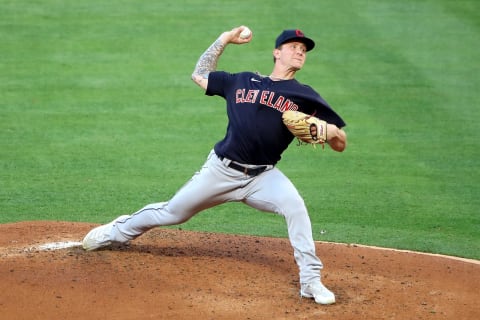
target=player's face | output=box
[277,41,307,70]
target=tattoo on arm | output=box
[193,38,225,79]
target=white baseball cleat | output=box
[300,281,336,305]
[82,215,130,251]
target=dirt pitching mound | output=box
[0,221,478,319]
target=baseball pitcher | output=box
[83,26,347,305]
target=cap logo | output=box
[295,29,304,37]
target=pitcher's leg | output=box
[86,151,239,247]
[243,168,323,284]
[112,151,239,242]
[110,201,175,242]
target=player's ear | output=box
[273,48,280,63]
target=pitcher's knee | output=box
[279,197,307,218]
[168,213,192,225]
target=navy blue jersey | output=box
[206,71,346,165]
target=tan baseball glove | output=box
[282,110,327,146]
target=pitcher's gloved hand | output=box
[282,110,327,146]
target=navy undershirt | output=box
[206,71,346,165]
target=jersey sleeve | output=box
[205,71,230,98]
[302,85,347,128]
[314,96,346,128]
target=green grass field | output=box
[1,0,479,259]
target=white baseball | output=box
[240,27,252,39]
